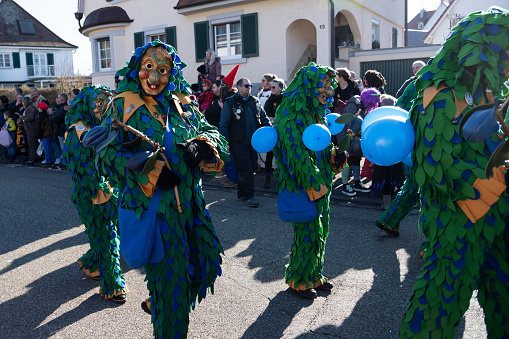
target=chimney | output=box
[420,9,425,19]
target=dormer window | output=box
[18,20,35,36]
[418,22,424,30]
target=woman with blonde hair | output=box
[204,49,222,81]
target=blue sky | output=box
[14,0,443,76]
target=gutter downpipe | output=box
[404,0,408,46]
[328,0,335,67]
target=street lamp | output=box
[74,12,83,28]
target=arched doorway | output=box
[334,10,361,57]
[286,19,317,80]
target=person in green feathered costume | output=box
[399,7,509,338]
[63,84,127,303]
[95,41,228,338]
[273,63,346,299]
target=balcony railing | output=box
[27,65,56,77]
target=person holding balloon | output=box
[335,94,370,196]
[370,94,406,209]
[262,78,286,189]
[219,77,270,208]
[375,79,421,238]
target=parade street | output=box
[0,165,487,338]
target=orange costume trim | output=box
[457,166,506,223]
[288,277,328,291]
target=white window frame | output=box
[146,33,165,44]
[0,53,11,68]
[97,37,111,71]
[372,18,380,42]
[33,53,47,76]
[207,10,246,65]
[89,30,123,75]
[214,22,241,59]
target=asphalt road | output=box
[0,164,487,338]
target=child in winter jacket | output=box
[0,111,16,161]
[16,118,27,162]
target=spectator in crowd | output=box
[0,110,16,162]
[49,92,69,166]
[0,96,8,127]
[262,78,286,189]
[396,60,425,98]
[257,73,276,107]
[197,79,214,112]
[332,67,361,113]
[363,70,386,94]
[10,94,24,121]
[19,96,38,165]
[204,49,221,81]
[15,118,27,163]
[337,90,370,196]
[196,64,210,93]
[350,71,364,92]
[7,88,23,112]
[1,95,10,114]
[36,102,53,168]
[70,88,80,104]
[204,80,223,128]
[219,77,271,207]
[30,87,46,108]
[359,88,382,180]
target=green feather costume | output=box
[273,63,341,291]
[399,7,509,338]
[96,41,228,338]
[377,80,421,233]
[63,85,127,299]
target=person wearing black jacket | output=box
[332,68,360,113]
[204,80,222,128]
[262,78,285,188]
[219,78,271,207]
[48,92,69,166]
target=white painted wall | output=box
[81,0,405,87]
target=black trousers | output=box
[230,142,257,200]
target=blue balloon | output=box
[251,126,277,153]
[325,113,344,135]
[303,124,331,151]
[402,152,413,167]
[361,116,415,166]
[361,106,409,134]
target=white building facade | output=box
[77,0,406,89]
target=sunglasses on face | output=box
[270,86,277,89]
[242,84,253,88]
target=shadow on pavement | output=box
[0,233,83,276]
[240,289,314,339]
[0,263,122,338]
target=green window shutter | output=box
[134,31,144,49]
[26,52,33,66]
[47,53,54,65]
[165,26,177,50]
[13,52,20,68]
[194,21,209,62]
[241,13,258,58]
[392,27,398,48]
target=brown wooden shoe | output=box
[141,299,151,315]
